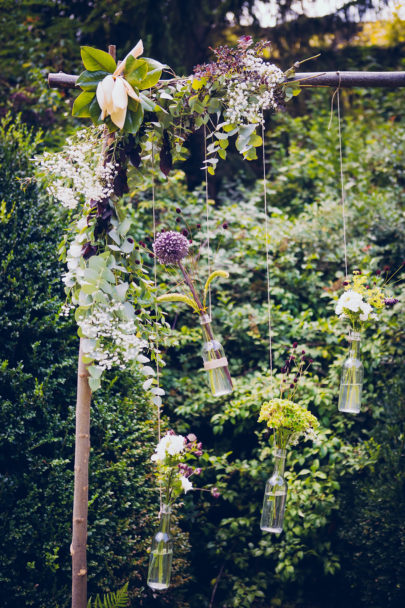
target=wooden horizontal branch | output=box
[48,70,405,90]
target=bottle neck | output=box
[200,316,213,342]
[349,332,361,358]
[159,505,172,533]
[273,448,286,476]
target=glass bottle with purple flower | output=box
[153,230,233,396]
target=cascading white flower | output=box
[96,40,144,129]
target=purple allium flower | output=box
[384,297,399,308]
[153,231,190,265]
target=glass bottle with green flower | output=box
[335,270,396,414]
[153,230,233,396]
[258,345,319,534]
[147,430,216,590]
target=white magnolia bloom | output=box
[180,475,193,494]
[335,290,365,315]
[151,433,186,463]
[96,40,143,129]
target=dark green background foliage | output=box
[132,89,404,607]
[0,2,404,607]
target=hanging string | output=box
[329,72,349,278]
[203,124,212,318]
[261,119,273,380]
[151,137,162,513]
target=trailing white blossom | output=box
[224,51,284,125]
[35,127,115,209]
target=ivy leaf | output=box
[76,70,109,91]
[80,46,117,73]
[72,91,95,117]
[138,58,164,89]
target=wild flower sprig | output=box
[258,343,318,447]
[335,270,398,331]
[151,431,216,506]
[259,398,319,447]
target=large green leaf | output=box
[80,46,117,72]
[138,92,162,113]
[72,91,95,117]
[76,69,109,91]
[89,95,102,125]
[124,56,148,88]
[123,103,144,134]
[138,58,164,89]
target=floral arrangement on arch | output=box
[35,37,308,393]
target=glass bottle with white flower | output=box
[335,270,391,414]
[147,430,210,591]
[258,344,319,534]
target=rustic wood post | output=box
[70,44,116,608]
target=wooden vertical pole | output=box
[70,44,116,608]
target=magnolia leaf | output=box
[80,46,117,73]
[124,103,144,134]
[203,270,229,307]
[76,70,109,91]
[138,58,164,89]
[156,293,200,313]
[89,95,102,124]
[125,56,148,87]
[72,91,95,117]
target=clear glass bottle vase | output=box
[147,504,173,591]
[338,330,364,414]
[260,443,288,534]
[200,314,233,397]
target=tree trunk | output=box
[70,44,116,608]
[71,340,91,608]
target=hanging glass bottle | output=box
[147,504,173,590]
[338,330,363,414]
[200,314,233,397]
[260,429,292,534]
